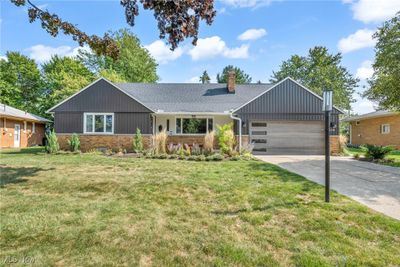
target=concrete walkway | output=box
[256,155,400,220]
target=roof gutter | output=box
[230,112,242,151]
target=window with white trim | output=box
[32,122,36,133]
[175,117,213,134]
[84,113,114,134]
[381,124,390,134]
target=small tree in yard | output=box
[133,128,143,153]
[216,123,235,155]
[45,130,60,154]
[362,144,394,160]
[68,133,80,152]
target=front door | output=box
[14,124,20,147]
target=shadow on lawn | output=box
[248,161,319,185]
[212,201,299,216]
[0,165,53,187]
[1,146,45,155]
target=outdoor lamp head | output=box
[322,90,333,111]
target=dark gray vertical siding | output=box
[51,79,152,113]
[235,79,341,135]
[114,113,152,134]
[54,112,152,134]
[54,112,83,133]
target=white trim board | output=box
[46,77,156,113]
[231,77,344,114]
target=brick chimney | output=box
[227,71,236,93]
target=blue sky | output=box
[1,0,399,114]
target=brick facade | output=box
[57,134,152,152]
[57,134,340,154]
[0,117,45,148]
[349,115,400,149]
[330,135,341,154]
[57,134,250,152]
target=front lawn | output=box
[344,147,400,167]
[1,147,399,266]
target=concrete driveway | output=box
[256,155,400,220]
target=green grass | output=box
[1,147,399,266]
[344,147,400,167]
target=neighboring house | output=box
[343,110,400,149]
[48,75,343,154]
[0,103,50,148]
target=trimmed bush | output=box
[362,144,394,160]
[67,133,80,152]
[45,130,60,154]
[132,128,144,153]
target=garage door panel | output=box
[250,121,324,155]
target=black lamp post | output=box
[322,90,333,203]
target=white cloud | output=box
[188,36,249,60]
[356,60,374,80]
[0,55,7,61]
[344,0,400,23]
[144,40,183,64]
[26,44,90,63]
[337,29,376,53]
[220,0,273,8]
[352,96,376,114]
[186,76,200,83]
[238,28,267,41]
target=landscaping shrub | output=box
[353,153,360,159]
[132,128,144,153]
[184,144,191,156]
[67,133,80,152]
[197,155,206,161]
[191,143,202,155]
[206,154,224,161]
[362,144,394,160]
[151,131,167,154]
[45,130,60,154]
[240,142,254,157]
[187,155,197,161]
[168,154,178,159]
[204,131,214,155]
[216,123,235,155]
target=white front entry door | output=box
[14,124,21,147]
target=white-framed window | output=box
[175,117,213,134]
[381,124,390,134]
[32,122,36,133]
[84,113,114,134]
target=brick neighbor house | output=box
[0,103,50,148]
[48,76,343,154]
[343,110,400,149]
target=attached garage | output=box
[250,121,324,155]
[234,78,342,155]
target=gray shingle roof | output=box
[342,110,399,122]
[116,83,274,113]
[0,103,50,123]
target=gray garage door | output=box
[250,121,325,155]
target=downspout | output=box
[230,112,242,151]
[150,113,156,146]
